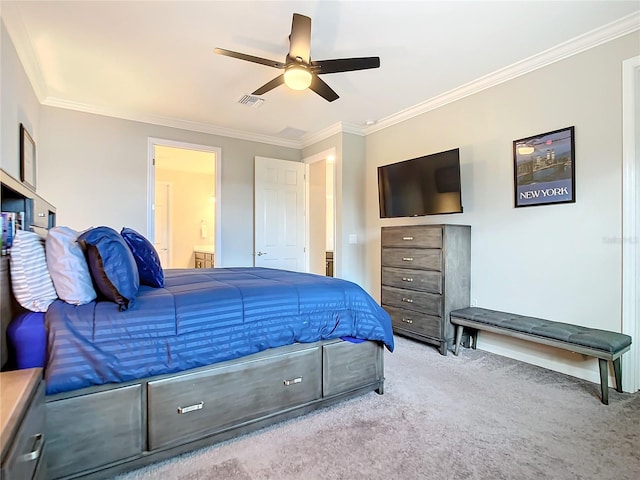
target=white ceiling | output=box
[2,1,639,148]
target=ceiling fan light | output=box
[284,67,312,90]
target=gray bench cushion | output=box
[450,307,631,354]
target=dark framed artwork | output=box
[513,126,575,208]
[20,123,36,190]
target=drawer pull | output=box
[402,297,414,303]
[18,433,44,462]
[401,277,414,282]
[401,317,414,324]
[284,377,303,386]
[402,236,414,241]
[177,401,204,414]
[402,257,414,262]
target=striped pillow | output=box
[10,230,58,312]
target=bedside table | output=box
[0,368,46,480]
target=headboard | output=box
[0,169,56,368]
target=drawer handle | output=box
[402,297,414,303]
[284,377,303,386]
[402,257,414,262]
[401,277,414,282]
[177,401,204,414]
[402,236,414,241]
[18,433,44,462]
[401,317,414,324]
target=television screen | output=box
[378,148,462,218]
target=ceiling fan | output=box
[214,13,380,102]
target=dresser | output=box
[381,224,470,355]
[0,369,46,480]
[194,247,215,268]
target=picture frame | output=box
[513,126,575,208]
[20,123,36,191]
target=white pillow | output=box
[45,226,97,305]
[10,230,58,312]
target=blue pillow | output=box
[7,312,47,369]
[120,227,164,288]
[78,226,139,311]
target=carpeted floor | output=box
[115,336,640,480]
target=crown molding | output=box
[364,11,640,135]
[299,121,365,149]
[42,97,302,149]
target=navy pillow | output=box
[78,226,139,311]
[120,227,164,288]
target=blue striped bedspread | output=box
[45,267,394,395]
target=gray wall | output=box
[37,107,300,268]
[365,32,640,382]
[1,20,40,179]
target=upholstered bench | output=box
[450,307,632,404]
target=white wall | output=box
[365,32,640,384]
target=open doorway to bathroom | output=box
[148,138,221,269]
[305,149,336,277]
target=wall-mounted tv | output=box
[378,148,462,218]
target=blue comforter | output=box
[45,267,394,395]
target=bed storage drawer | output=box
[46,385,142,480]
[322,340,382,397]
[147,346,322,450]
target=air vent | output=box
[278,127,307,139]
[238,95,264,108]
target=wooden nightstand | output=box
[0,368,46,480]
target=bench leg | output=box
[453,325,463,356]
[613,357,623,393]
[598,358,609,405]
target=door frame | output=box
[303,148,337,275]
[155,181,173,267]
[622,55,639,393]
[147,138,222,265]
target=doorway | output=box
[304,148,336,277]
[147,138,221,269]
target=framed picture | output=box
[513,126,575,208]
[20,123,36,190]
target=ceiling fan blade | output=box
[311,57,380,74]
[252,74,285,95]
[214,48,285,69]
[309,75,339,102]
[288,13,311,63]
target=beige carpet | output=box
[115,336,640,480]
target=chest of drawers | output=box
[0,368,46,480]
[381,224,470,355]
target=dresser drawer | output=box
[322,340,382,397]
[381,226,442,248]
[148,346,322,450]
[3,381,45,480]
[381,267,442,294]
[381,248,442,271]
[384,305,441,339]
[381,285,442,316]
[46,384,142,480]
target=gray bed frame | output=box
[0,257,385,479]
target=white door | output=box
[154,182,171,268]
[254,156,306,271]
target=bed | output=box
[1,227,394,480]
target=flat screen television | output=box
[378,148,462,218]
